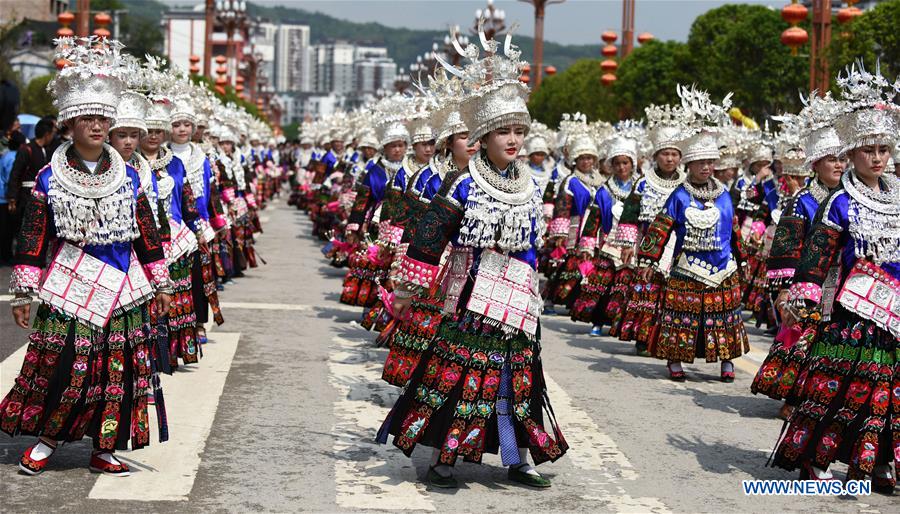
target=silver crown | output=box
[645,103,686,154]
[435,22,531,144]
[425,69,468,148]
[170,97,198,126]
[373,94,413,148]
[525,134,550,155]
[569,135,599,160]
[50,36,128,123]
[110,90,152,134]
[604,135,638,167]
[676,84,731,164]
[796,91,845,168]
[836,61,899,154]
[357,130,379,150]
[146,101,173,132]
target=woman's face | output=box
[171,120,193,144]
[575,154,596,173]
[812,155,844,189]
[687,159,716,183]
[360,146,377,160]
[611,155,633,182]
[383,140,407,161]
[109,127,142,161]
[714,167,737,183]
[221,141,235,154]
[529,152,546,167]
[413,140,436,163]
[850,144,891,185]
[483,125,526,168]
[655,148,681,174]
[70,115,111,153]
[141,129,167,153]
[450,132,478,163]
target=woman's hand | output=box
[12,303,31,328]
[391,296,413,320]
[155,292,172,314]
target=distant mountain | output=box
[119,0,599,72]
[245,3,600,72]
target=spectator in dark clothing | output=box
[0,131,25,264]
[6,118,55,237]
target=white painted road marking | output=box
[329,335,434,511]
[220,301,360,314]
[543,374,670,512]
[89,331,241,501]
[1,342,28,393]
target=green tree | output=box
[828,0,900,83]
[528,59,617,126]
[613,40,692,118]
[93,0,163,58]
[686,4,808,117]
[20,74,56,116]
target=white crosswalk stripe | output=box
[88,331,241,501]
[329,336,435,511]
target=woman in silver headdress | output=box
[751,93,847,420]
[1,38,172,477]
[379,27,567,489]
[636,85,749,382]
[769,63,899,492]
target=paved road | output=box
[0,198,894,513]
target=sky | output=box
[168,0,780,46]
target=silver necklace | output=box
[573,169,605,189]
[808,178,830,204]
[644,167,684,191]
[683,177,725,202]
[50,141,127,199]
[147,147,173,173]
[468,150,535,205]
[604,177,633,202]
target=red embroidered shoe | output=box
[18,444,54,476]
[667,362,686,382]
[89,452,131,477]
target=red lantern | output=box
[189,65,200,75]
[93,12,111,38]
[215,76,228,86]
[545,65,557,76]
[189,55,201,65]
[235,84,244,92]
[519,74,530,84]
[236,75,245,84]
[601,73,616,86]
[837,6,862,24]
[601,31,617,44]
[780,3,808,24]
[637,32,654,44]
[521,63,531,75]
[57,11,75,37]
[600,59,618,72]
[216,65,228,76]
[215,55,227,65]
[601,44,617,57]
[781,26,809,54]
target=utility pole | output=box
[518,0,565,90]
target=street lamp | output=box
[474,0,506,41]
[518,1,565,89]
[443,26,470,66]
[216,0,247,86]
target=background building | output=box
[311,41,356,95]
[274,24,311,93]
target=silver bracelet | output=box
[393,288,417,299]
[9,296,33,308]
